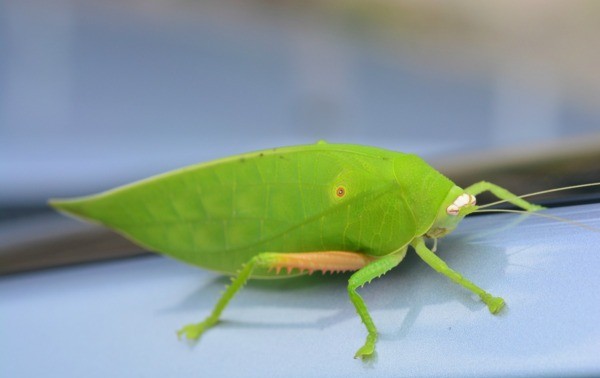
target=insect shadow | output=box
[163,236,509,343]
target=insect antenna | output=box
[477,182,600,210]
[473,208,600,233]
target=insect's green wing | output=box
[50,144,418,277]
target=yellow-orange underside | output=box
[267,251,376,275]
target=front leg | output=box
[465,181,544,211]
[411,237,505,313]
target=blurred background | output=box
[1,1,600,270]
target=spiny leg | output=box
[177,251,375,341]
[348,249,407,359]
[465,181,544,211]
[411,237,505,313]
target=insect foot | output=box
[482,294,505,314]
[354,335,376,360]
[177,319,216,341]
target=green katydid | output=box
[50,142,548,359]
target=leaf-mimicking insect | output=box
[50,142,546,359]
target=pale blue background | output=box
[1,0,599,205]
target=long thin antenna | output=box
[474,208,600,233]
[478,182,600,209]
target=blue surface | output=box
[2,204,600,377]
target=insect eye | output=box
[336,186,346,198]
[446,194,476,216]
[446,204,460,216]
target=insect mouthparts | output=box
[426,227,449,238]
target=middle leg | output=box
[347,249,407,359]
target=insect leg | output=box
[411,237,505,314]
[348,249,407,359]
[465,181,544,211]
[177,254,261,341]
[177,251,376,341]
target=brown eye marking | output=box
[336,186,346,198]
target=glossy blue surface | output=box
[2,204,600,377]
